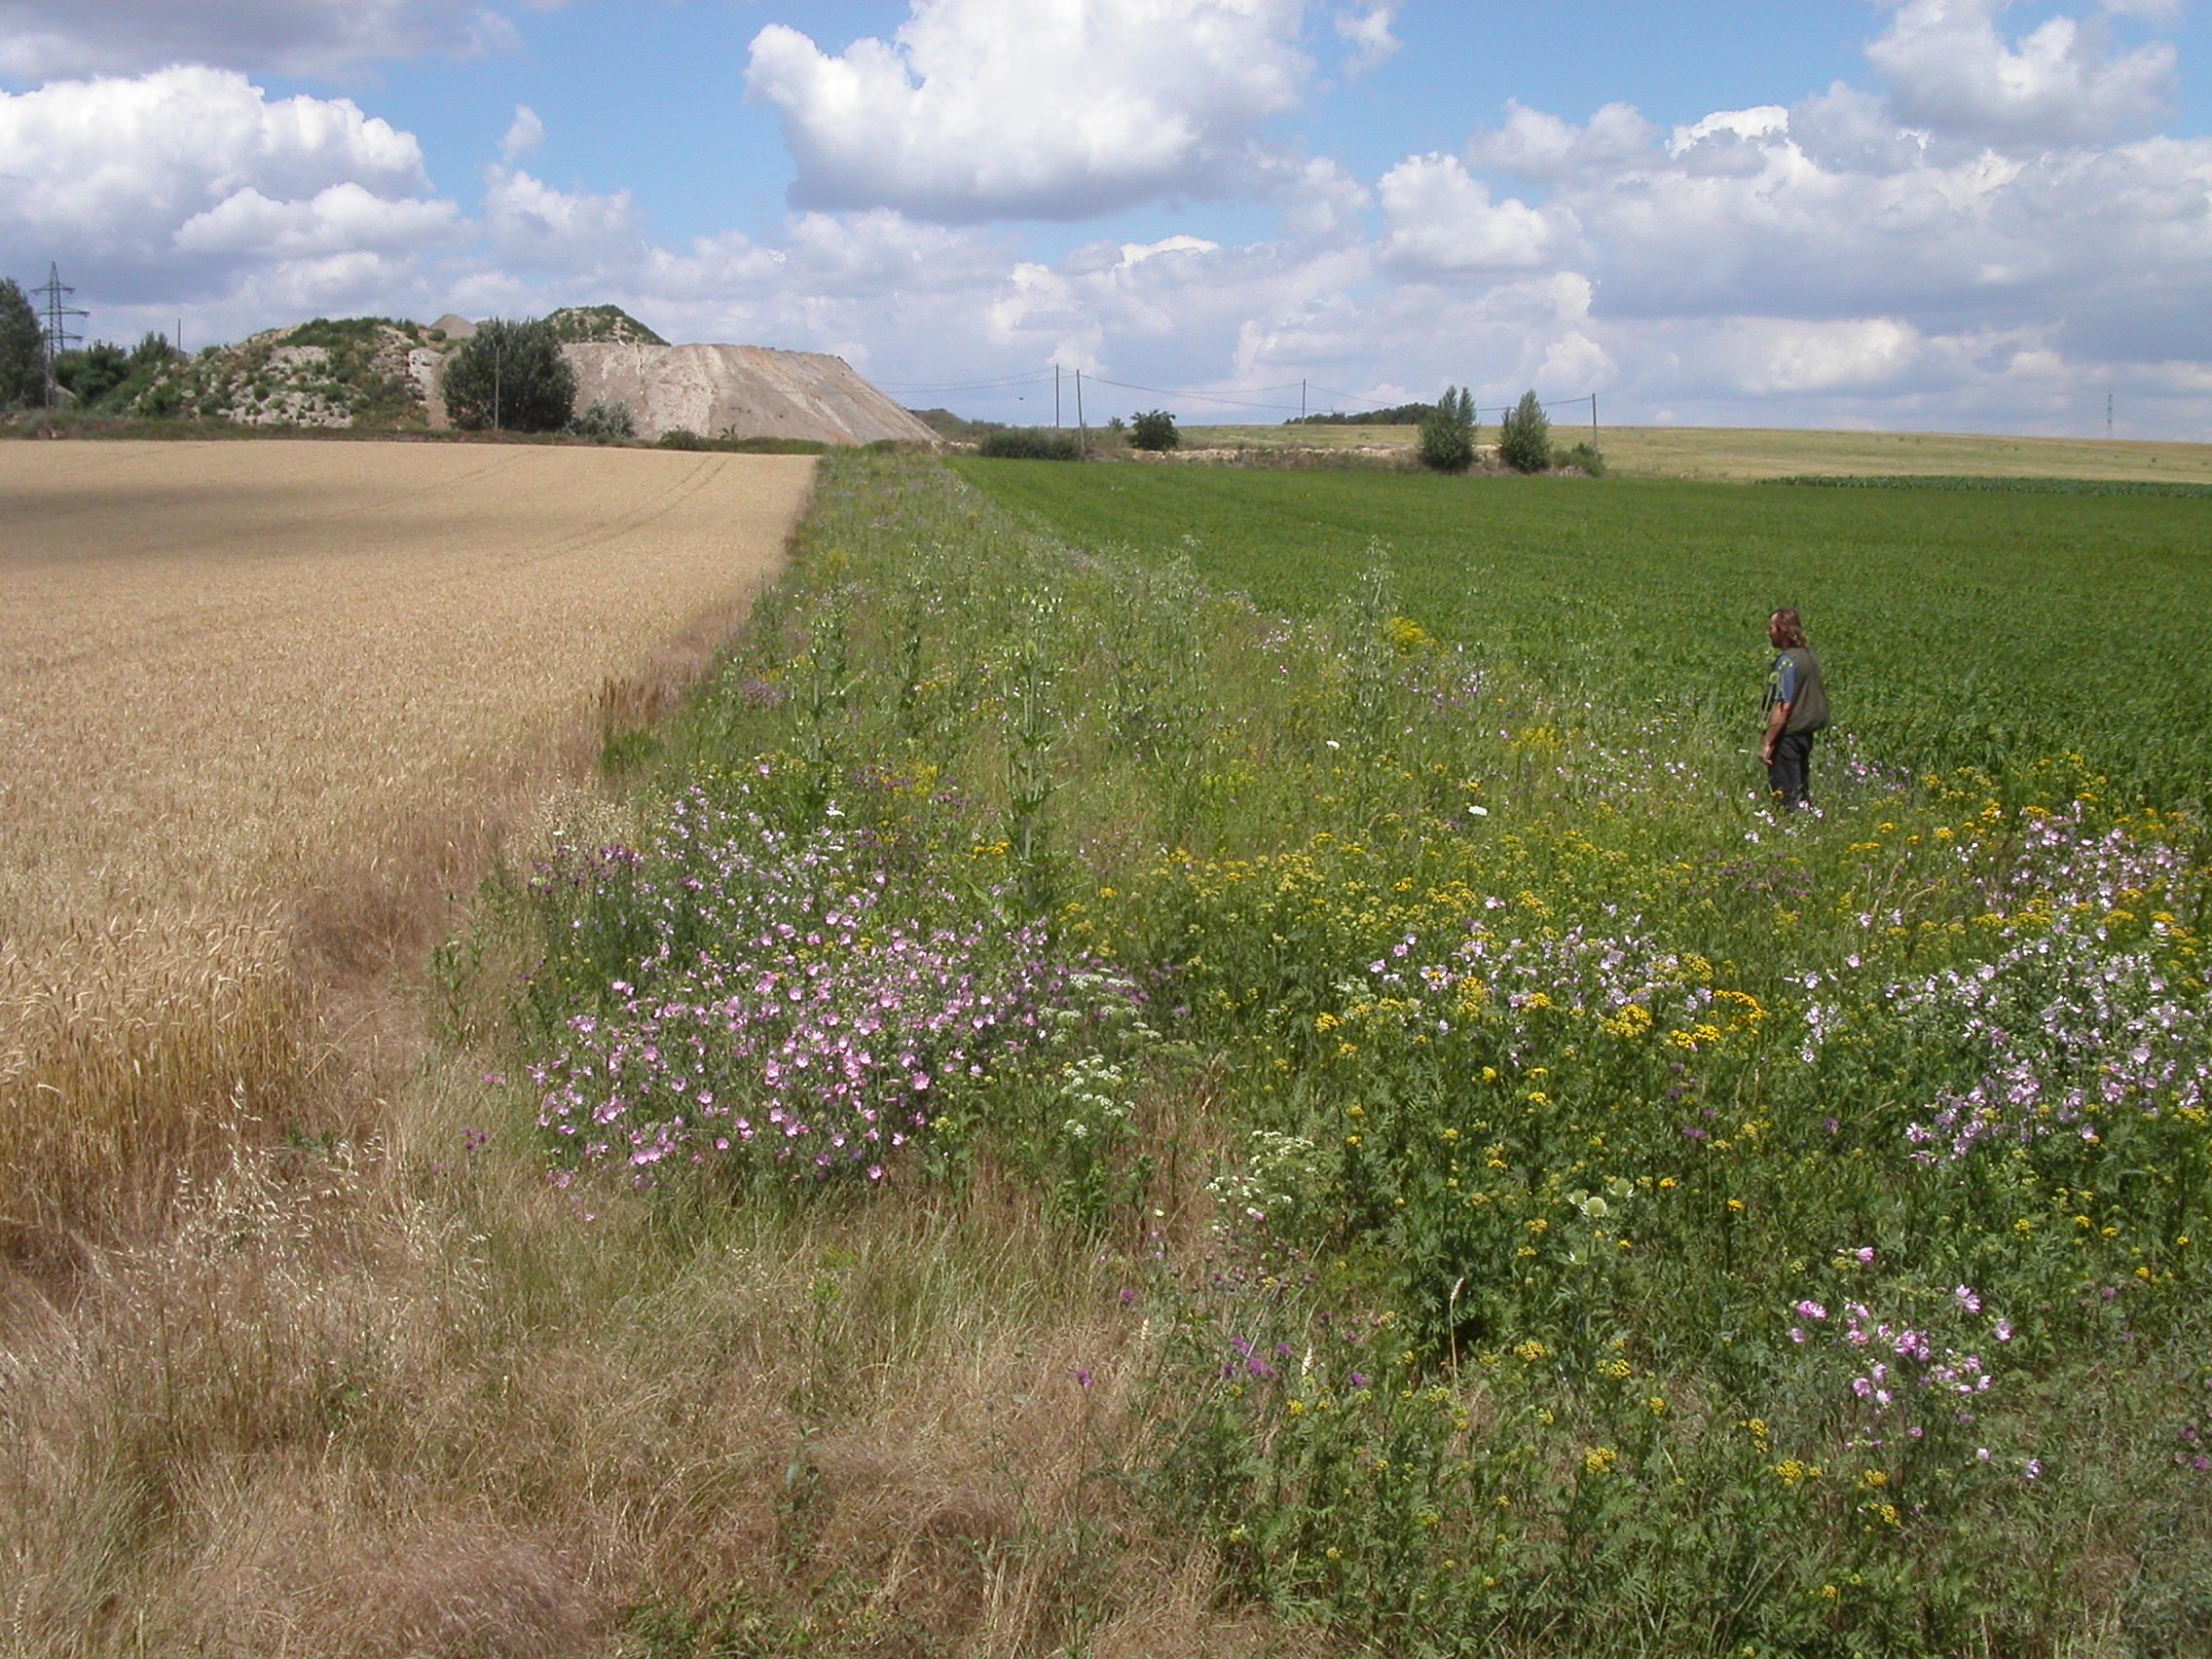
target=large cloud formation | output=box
[0,0,544,80]
[744,0,1312,221]
[1867,0,2178,147]
[0,66,461,305]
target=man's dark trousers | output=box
[1768,731,1814,808]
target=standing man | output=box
[1760,608,1827,809]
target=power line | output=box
[30,262,87,407]
[1307,383,1415,412]
[875,371,1055,393]
[1084,375,1306,414]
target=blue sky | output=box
[5,1,2211,435]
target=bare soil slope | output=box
[0,441,814,1239]
[564,342,940,445]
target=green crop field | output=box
[955,460,2212,811]
[1179,423,2212,486]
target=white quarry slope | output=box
[564,343,937,446]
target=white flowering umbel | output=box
[1039,967,1156,1222]
[1057,1051,1134,1144]
[1207,1128,1331,1240]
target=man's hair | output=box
[1770,608,1806,648]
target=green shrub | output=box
[53,342,131,409]
[1497,388,1553,473]
[1291,400,1439,426]
[129,332,175,374]
[655,428,827,455]
[1417,385,1476,472]
[570,398,635,442]
[723,434,829,455]
[545,304,667,346]
[1129,409,1180,452]
[441,315,576,432]
[1557,439,1606,476]
[978,427,1084,461]
[0,280,45,407]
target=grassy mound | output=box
[546,304,669,346]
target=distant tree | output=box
[0,279,43,407]
[1498,388,1554,473]
[1286,401,1436,426]
[129,331,175,372]
[1129,408,1179,452]
[1418,383,1476,472]
[441,316,576,432]
[52,341,131,409]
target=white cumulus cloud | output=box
[482,166,640,273]
[1465,99,1656,184]
[1333,4,1399,76]
[174,181,461,258]
[1378,154,1571,276]
[744,0,1311,222]
[1866,0,2178,146]
[499,104,544,163]
[0,66,453,298]
[0,0,544,80]
[1709,315,1927,395]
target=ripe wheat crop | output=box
[0,440,812,1244]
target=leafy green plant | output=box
[655,428,826,454]
[570,397,635,442]
[1498,389,1553,473]
[0,278,43,407]
[1129,409,1180,452]
[544,304,667,346]
[1557,439,1606,476]
[1418,386,1476,473]
[978,427,1084,461]
[52,341,131,409]
[440,315,576,433]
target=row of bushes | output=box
[977,396,1606,478]
[1419,386,1604,474]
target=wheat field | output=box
[0,439,813,1245]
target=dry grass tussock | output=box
[0,1058,1285,1658]
[0,440,814,1249]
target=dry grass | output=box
[0,1056,1279,1658]
[0,440,815,1248]
[1179,421,2212,483]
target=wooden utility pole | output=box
[1075,370,1086,454]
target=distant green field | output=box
[954,460,2212,807]
[1177,423,2212,485]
